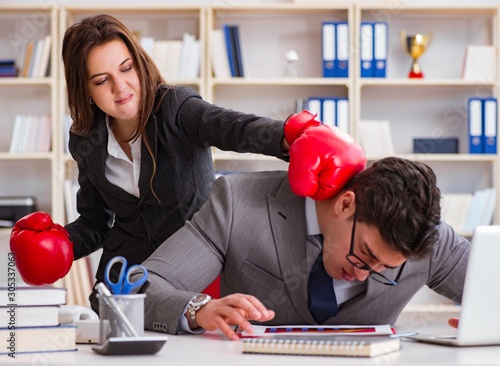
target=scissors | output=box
[104,256,149,295]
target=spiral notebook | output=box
[241,335,400,357]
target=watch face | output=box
[192,294,210,306]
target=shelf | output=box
[210,78,350,87]
[211,3,352,12]
[367,154,498,162]
[0,78,54,86]
[358,3,498,15]
[0,2,497,232]
[0,152,54,160]
[359,79,496,87]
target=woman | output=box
[10,14,364,312]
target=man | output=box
[139,157,469,340]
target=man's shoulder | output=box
[214,171,293,201]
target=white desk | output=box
[5,326,500,366]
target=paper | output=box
[237,324,394,338]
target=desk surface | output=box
[5,326,500,366]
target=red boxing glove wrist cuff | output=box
[284,110,321,145]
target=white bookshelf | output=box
[1,2,498,231]
[354,3,500,229]
[1,0,494,309]
[58,5,207,224]
[0,6,61,230]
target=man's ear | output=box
[335,190,356,215]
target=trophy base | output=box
[409,70,424,78]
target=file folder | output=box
[483,98,497,154]
[468,98,483,154]
[373,22,387,78]
[336,22,349,78]
[336,98,349,133]
[322,22,336,78]
[360,22,374,78]
[307,97,322,121]
[322,98,336,128]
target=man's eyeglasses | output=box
[345,210,405,286]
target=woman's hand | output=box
[192,293,275,340]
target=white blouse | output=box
[104,116,141,198]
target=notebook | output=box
[242,335,400,357]
[408,225,500,346]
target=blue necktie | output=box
[308,235,338,323]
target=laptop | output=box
[409,225,500,346]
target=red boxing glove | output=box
[285,110,367,200]
[10,211,74,286]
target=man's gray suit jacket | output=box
[141,171,470,335]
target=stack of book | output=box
[9,114,51,153]
[19,35,52,78]
[0,59,18,77]
[210,24,246,78]
[357,120,396,157]
[0,286,77,356]
[139,33,200,80]
[441,188,497,236]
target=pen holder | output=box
[98,293,145,343]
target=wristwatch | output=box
[187,294,212,328]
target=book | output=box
[210,29,231,78]
[0,287,66,306]
[177,32,200,80]
[36,34,52,77]
[440,193,473,233]
[358,120,395,157]
[20,40,35,77]
[230,25,245,77]
[463,45,496,82]
[0,325,76,355]
[241,335,400,357]
[222,24,238,77]
[0,305,60,328]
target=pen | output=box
[95,282,139,337]
[137,279,150,294]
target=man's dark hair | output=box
[345,157,441,259]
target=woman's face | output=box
[86,39,141,127]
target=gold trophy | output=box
[400,31,432,78]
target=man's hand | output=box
[284,110,366,200]
[190,293,275,340]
